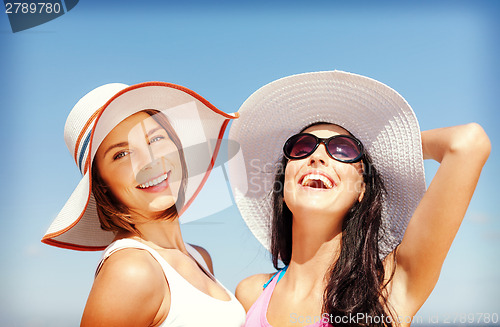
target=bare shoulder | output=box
[189,243,214,274]
[236,273,274,312]
[99,248,166,284]
[81,248,168,326]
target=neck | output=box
[117,216,186,252]
[284,211,343,292]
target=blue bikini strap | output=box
[263,265,289,289]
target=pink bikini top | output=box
[244,267,332,327]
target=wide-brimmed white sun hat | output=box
[42,82,237,251]
[228,71,426,256]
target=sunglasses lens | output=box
[327,136,362,162]
[285,134,317,158]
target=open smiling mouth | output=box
[137,171,171,189]
[300,173,334,189]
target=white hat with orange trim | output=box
[228,71,426,256]
[42,82,237,251]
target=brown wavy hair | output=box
[91,109,188,235]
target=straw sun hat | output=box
[228,71,426,256]
[42,82,237,251]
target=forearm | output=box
[421,123,490,164]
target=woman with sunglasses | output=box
[228,71,490,326]
[42,82,246,326]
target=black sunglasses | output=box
[283,133,364,163]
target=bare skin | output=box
[80,221,228,327]
[80,112,230,327]
[236,123,490,327]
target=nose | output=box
[130,140,158,172]
[140,157,163,172]
[133,147,166,184]
[307,143,329,167]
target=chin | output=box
[147,195,177,212]
[296,206,338,219]
[288,197,354,220]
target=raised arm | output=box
[388,123,490,313]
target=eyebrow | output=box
[102,142,129,159]
[146,126,163,137]
[102,126,165,159]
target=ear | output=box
[357,161,366,202]
[358,181,366,203]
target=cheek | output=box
[282,162,300,203]
[101,166,135,194]
[168,155,184,187]
[338,165,365,195]
[152,140,179,158]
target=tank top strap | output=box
[185,243,210,272]
[96,238,180,279]
[263,265,288,289]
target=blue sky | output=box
[1,1,499,326]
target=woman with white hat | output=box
[229,71,490,326]
[42,82,246,326]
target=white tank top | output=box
[97,238,246,327]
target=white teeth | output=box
[301,174,333,189]
[138,173,168,189]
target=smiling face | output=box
[283,124,366,222]
[94,111,184,219]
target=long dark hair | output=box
[270,125,395,326]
